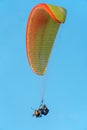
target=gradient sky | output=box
[0,0,87,130]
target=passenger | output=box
[32,110,42,117]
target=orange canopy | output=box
[26,3,67,75]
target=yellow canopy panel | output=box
[26,3,67,75]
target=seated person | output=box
[32,109,42,117]
[39,104,49,116]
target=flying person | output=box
[38,104,49,116]
[32,109,42,117]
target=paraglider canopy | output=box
[26,3,67,75]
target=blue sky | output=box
[0,0,87,130]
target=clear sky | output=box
[0,0,87,130]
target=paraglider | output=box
[26,3,67,117]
